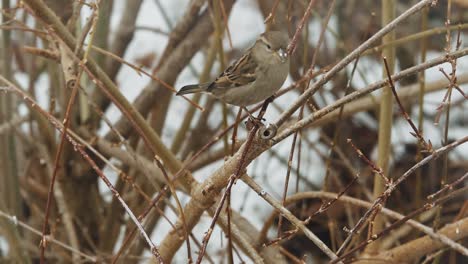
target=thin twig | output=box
[383,57,433,152]
[196,99,273,264]
[0,209,97,262]
[286,0,317,55]
[336,135,468,256]
[273,46,468,144]
[275,0,436,129]
[241,174,342,262]
[347,139,390,184]
[0,77,165,263]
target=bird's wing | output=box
[208,51,257,91]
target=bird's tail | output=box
[176,83,210,95]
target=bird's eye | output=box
[265,43,271,50]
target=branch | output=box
[355,217,468,263]
[274,0,435,128]
[274,46,468,143]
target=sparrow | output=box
[176,31,290,108]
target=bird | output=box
[176,31,290,112]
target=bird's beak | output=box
[277,48,288,63]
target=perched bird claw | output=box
[244,116,264,130]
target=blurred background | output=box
[0,0,467,263]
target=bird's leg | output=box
[242,106,264,121]
[242,95,277,129]
[242,107,265,128]
[255,96,279,139]
[257,95,275,118]
[264,95,275,105]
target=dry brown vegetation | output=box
[0,0,467,263]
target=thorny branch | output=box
[2,0,468,263]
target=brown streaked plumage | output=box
[177,31,290,107]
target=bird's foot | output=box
[245,115,265,130]
[242,106,265,129]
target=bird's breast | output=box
[216,61,289,106]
